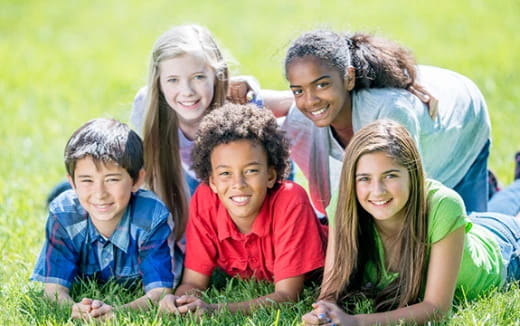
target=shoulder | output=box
[417,65,484,101]
[426,179,466,213]
[417,65,472,84]
[354,87,419,107]
[269,181,310,204]
[352,88,424,127]
[190,183,220,218]
[192,183,218,203]
[267,181,317,224]
[48,189,88,226]
[426,179,468,242]
[129,189,171,230]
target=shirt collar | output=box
[86,204,132,253]
[216,190,271,241]
[109,206,131,253]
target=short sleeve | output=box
[139,214,174,292]
[272,184,326,282]
[184,186,219,276]
[428,182,469,244]
[31,214,79,288]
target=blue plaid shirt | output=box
[31,189,183,292]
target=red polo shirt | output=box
[185,181,327,283]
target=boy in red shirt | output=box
[159,103,327,315]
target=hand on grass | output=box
[71,298,93,320]
[158,294,181,314]
[88,299,115,320]
[71,298,114,321]
[175,294,215,316]
[302,300,359,326]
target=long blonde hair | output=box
[321,119,428,311]
[142,24,229,240]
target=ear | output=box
[344,66,356,91]
[266,166,277,189]
[131,169,146,192]
[66,174,76,191]
[208,175,218,193]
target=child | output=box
[240,29,490,216]
[158,103,327,315]
[302,120,520,325]
[45,24,230,207]
[31,118,177,320]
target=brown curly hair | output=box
[191,103,290,185]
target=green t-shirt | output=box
[363,179,504,301]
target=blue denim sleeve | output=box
[30,213,79,288]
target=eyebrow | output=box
[355,169,402,176]
[213,161,262,170]
[76,173,123,178]
[289,75,331,88]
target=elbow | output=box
[273,290,300,303]
[422,300,451,321]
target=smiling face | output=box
[209,139,277,233]
[355,151,410,229]
[287,55,355,128]
[68,156,144,237]
[159,53,216,130]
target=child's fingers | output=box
[91,299,103,309]
[80,298,93,305]
[176,297,208,315]
[175,294,198,306]
[89,304,113,319]
[301,311,324,325]
[227,81,249,104]
[71,300,93,319]
[158,294,180,314]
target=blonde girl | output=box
[303,119,520,325]
[140,24,227,243]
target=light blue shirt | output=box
[283,65,490,215]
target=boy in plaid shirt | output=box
[32,118,179,320]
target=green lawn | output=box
[1,0,520,324]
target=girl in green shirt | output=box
[302,119,520,325]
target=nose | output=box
[231,173,247,189]
[302,90,320,109]
[180,80,195,96]
[372,180,387,196]
[93,181,108,198]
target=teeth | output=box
[180,100,198,106]
[310,107,327,116]
[371,199,390,205]
[231,196,249,203]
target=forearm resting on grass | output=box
[161,268,304,315]
[43,283,74,304]
[305,227,465,325]
[73,287,171,320]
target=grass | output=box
[1,0,519,324]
